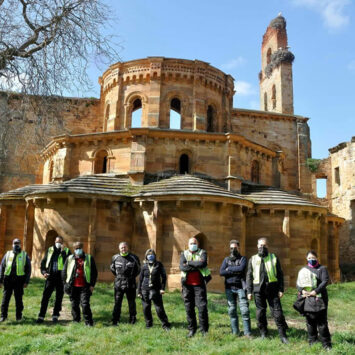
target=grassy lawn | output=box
[0,279,354,354]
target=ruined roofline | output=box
[232,107,308,122]
[328,137,355,153]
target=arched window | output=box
[170,98,181,129]
[272,85,276,109]
[105,104,110,120]
[94,150,109,174]
[45,230,58,250]
[179,154,189,174]
[207,105,214,132]
[266,48,272,65]
[264,92,268,111]
[251,160,260,183]
[131,98,142,127]
[49,160,54,182]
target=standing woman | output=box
[137,249,171,330]
[296,250,332,350]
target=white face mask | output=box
[189,244,198,252]
[55,243,62,249]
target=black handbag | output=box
[293,295,306,315]
[304,296,326,313]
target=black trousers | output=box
[305,310,331,347]
[70,286,93,324]
[112,287,136,322]
[38,275,64,318]
[141,289,169,327]
[254,286,287,336]
[1,278,24,319]
[182,284,209,332]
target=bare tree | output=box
[0,0,119,189]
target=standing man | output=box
[37,235,71,323]
[247,237,288,344]
[0,238,31,322]
[62,241,97,326]
[180,237,211,337]
[111,241,141,326]
[220,240,251,337]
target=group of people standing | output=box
[0,236,332,350]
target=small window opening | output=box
[264,92,268,111]
[251,160,260,183]
[316,178,327,198]
[170,98,181,129]
[179,154,189,174]
[94,150,109,174]
[49,160,54,182]
[272,85,276,109]
[207,105,214,132]
[266,48,272,65]
[334,167,340,185]
[131,98,142,127]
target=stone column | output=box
[153,201,164,262]
[0,204,7,257]
[88,199,97,256]
[282,209,291,286]
[23,200,35,258]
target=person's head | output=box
[55,236,64,249]
[306,250,319,267]
[12,238,21,253]
[73,242,84,257]
[145,249,156,264]
[119,242,129,256]
[188,237,199,252]
[257,237,268,257]
[230,240,240,256]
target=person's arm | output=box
[246,258,254,295]
[90,256,98,287]
[179,252,194,272]
[187,250,207,269]
[314,267,329,294]
[110,255,117,275]
[40,250,49,275]
[227,257,247,273]
[133,255,141,277]
[219,258,230,276]
[0,253,7,284]
[24,255,31,285]
[276,256,284,293]
[62,258,69,284]
[137,265,145,295]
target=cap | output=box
[12,238,21,244]
[230,239,239,246]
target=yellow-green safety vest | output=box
[46,246,70,271]
[66,254,92,284]
[251,253,278,284]
[181,249,211,279]
[4,251,27,276]
[296,267,321,297]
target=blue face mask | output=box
[308,259,318,267]
[74,249,83,256]
[189,244,198,252]
[147,254,155,263]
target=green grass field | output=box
[0,279,354,354]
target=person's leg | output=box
[237,288,251,336]
[195,284,209,333]
[13,282,24,320]
[151,290,170,328]
[141,289,153,327]
[80,287,93,326]
[182,284,197,334]
[254,291,268,336]
[317,310,332,349]
[1,280,14,319]
[266,290,288,341]
[226,288,239,334]
[112,288,124,324]
[126,288,137,323]
[306,312,318,345]
[53,276,64,319]
[38,279,55,320]
[70,287,81,322]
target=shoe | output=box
[280,337,289,344]
[323,345,332,351]
[16,316,22,321]
[244,334,253,339]
[36,318,44,324]
[52,316,58,323]
[0,317,7,322]
[201,330,208,336]
[129,316,136,324]
[260,331,268,340]
[187,330,196,338]
[162,324,171,331]
[112,321,118,326]
[146,323,153,329]
[85,322,94,327]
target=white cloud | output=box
[292,0,350,30]
[234,81,256,96]
[348,60,355,72]
[221,56,246,71]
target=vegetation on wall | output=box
[306,158,321,173]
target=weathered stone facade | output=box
[0,15,345,290]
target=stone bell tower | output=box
[259,14,295,114]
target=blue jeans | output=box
[226,288,251,335]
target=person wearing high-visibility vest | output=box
[36,235,71,324]
[296,250,332,350]
[0,238,31,322]
[62,241,97,326]
[180,237,211,338]
[246,237,288,344]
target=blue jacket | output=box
[220,255,247,290]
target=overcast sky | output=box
[86,0,354,163]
